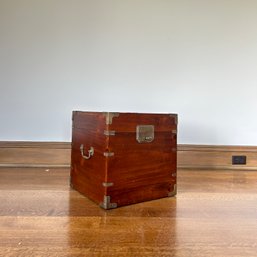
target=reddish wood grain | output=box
[2,168,257,256]
[70,111,177,208]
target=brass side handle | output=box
[80,144,94,160]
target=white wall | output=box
[1,0,257,145]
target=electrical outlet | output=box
[232,155,247,165]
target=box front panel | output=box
[105,113,177,207]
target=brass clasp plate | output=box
[136,125,154,143]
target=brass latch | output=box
[136,125,154,143]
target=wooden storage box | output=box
[70,111,177,209]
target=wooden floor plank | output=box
[1,167,257,256]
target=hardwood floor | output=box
[1,167,257,256]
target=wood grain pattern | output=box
[1,141,257,170]
[71,112,108,204]
[178,144,257,170]
[108,112,177,132]
[0,141,71,167]
[1,167,257,256]
[71,111,177,208]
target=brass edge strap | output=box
[103,130,116,136]
[103,152,114,157]
[99,196,117,209]
[102,112,119,125]
[102,182,114,187]
[168,184,177,197]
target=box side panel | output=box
[71,112,107,204]
[72,111,107,130]
[106,114,177,207]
